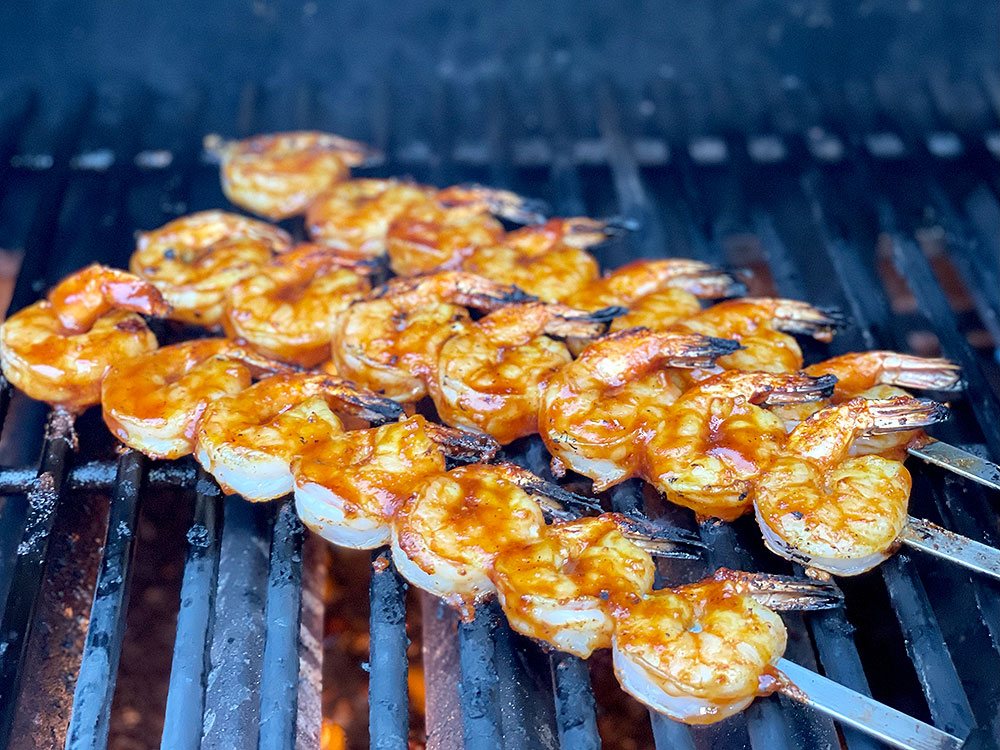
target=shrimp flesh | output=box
[101,338,291,460]
[433,302,622,444]
[613,569,840,724]
[329,271,534,402]
[306,178,437,257]
[385,184,547,276]
[1,264,170,411]
[643,370,837,520]
[294,415,498,549]
[205,131,380,220]
[754,396,950,575]
[491,514,655,657]
[391,462,549,617]
[194,373,403,501]
[773,351,961,459]
[131,210,292,325]
[222,243,372,366]
[538,329,742,490]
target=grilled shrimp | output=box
[1,264,170,411]
[459,218,608,302]
[222,244,372,366]
[391,462,549,617]
[205,132,379,220]
[643,371,837,520]
[386,184,546,276]
[491,514,655,657]
[130,210,292,325]
[754,396,950,575]
[675,298,844,376]
[194,373,403,501]
[306,178,437,257]
[101,338,291,459]
[613,569,840,724]
[294,415,498,549]
[330,271,534,402]
[433,302,621,444]
[773,351,962,460]
[539,329,742,490]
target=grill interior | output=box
[0,64,998,750]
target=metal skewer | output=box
[900,516,1000,580]
[908,440,1000,492]
[775,659,964,750]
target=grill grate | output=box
[0,70,997,750]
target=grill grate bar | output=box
[368,551,410,750]
[457,602,505,750]
[160,469,223,750]
[258,499,306,750]
[549,653,600,750]
[64,450,144,750]
[0,458,198,494]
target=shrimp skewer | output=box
[205,131,380,220]
[612,569,841,725]
[222,243,372,366]
[433,301,623,444]
[330,271,535,402]
[194,373,403,501]
[293,415,499,549]
[643,370,837,520]
[538,329,742,490]
[130,210,292,325]
[753,396,957,575]
[1,264,170,412]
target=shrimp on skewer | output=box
[613,569,842,725]
[294,415,499,549]
[195,372,403,501]
[101,338,293,460]
[386,184,547,276]
[130,210,292,325]
[674,298,846,376]
[754,396,951,575]
[222,243,372,366]
[643,370,838,520]
[330,271,535,402]
[306,178,438,257]
[491,514,656,658]
[1,264,170,412]
[205,131,380,220]
[538,329,742,490]
[772,351,962,460]
[391,462,551,618]
[433,302,623,444]
[459,217,611,302]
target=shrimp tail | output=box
[601,215,642,233]
[319,378,405,423]
[860,396,951,434]
[756,373,838,406]
[497,463,606,517]
[771,300,848,342]
[653,333,742,368]
[613,513,707,559]
[879,354,963,391]
[711,569,845,611]
[684,268,749,299]
[542,305,628,338]
[437,184,549,225]
[423,422,501,462]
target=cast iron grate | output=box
[0,70,997,750]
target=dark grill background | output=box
[1,3,998,748]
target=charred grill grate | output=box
[0,71,997,750]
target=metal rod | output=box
[908,441,1000,492]
[900,517,1000,579]
[0,410,74,749]
[456,602,504,750]
[258,499,305,750]
[64,451,144,750]
[776,659,964,750]
[549,653,601,750]
[0,458,199,494]
[160,469,222,750]
[368,550,410,750]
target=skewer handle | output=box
[900,517,1000,580]
[908,441,1000,492]
[775,659,964,750]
